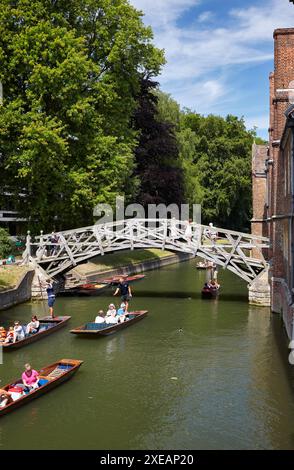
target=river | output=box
[0,259,294,450]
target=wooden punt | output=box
[2,316,71,350]
[70,310,148,337]
[59,283,109,296]
[100,274,146,285]
[0,359,83,417]
[201,287,219,299]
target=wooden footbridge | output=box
[22,219,269,284]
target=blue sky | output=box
[130,0,294,139]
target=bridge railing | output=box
[22,219,270,282]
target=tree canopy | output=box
[0,0,164,231]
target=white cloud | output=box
[245,115,269,132]
[131,0,201,28]
[197,11,214,23]
[130,0,294,126]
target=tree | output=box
[133,79,185,206]
[0,0,164,231]
[155,91,255,230]
[182,112,254,230]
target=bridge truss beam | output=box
[22,219,270,283]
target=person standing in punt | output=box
[42,279,56,318]
[113,277,132,311]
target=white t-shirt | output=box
[106,309,116,317]
[105,316,118,324]
[14,325,24,339]
[94,316,105,324]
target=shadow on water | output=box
[271,312,294,389]
[133,290,248,303]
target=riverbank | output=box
[64,249,194,289]
[0,265,29,291]
[0,266,34,310]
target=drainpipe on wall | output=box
[289,126,294,364]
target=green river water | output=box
[0,259,294,450]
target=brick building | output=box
[252,28,294,339]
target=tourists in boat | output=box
[0,326,7,343]
[105,304,117,324]
[116,303,127,323]
[22,363,40,391]
[25,316,40,335]
[13,321,25,342]
[113,277,132,311]
[0,389,12,408]
[210,279,220,290]
[4,327,14,343]
[95,310,106,324]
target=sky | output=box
[130,0,294,139]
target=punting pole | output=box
[38,276,47,317]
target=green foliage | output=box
[0,228,12,258]
[156,91,255,231]
[133,79,185,206]
[0,0,164,231]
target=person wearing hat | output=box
[94,310,106,324]
[105,304,117,324]
[13,321,25,343]
[116,303,127,323]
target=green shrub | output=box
[0,228,13,259]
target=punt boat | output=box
[0,359,83,417]
[201,287,220,299]
[100,274,146,285]
[70,310,148,337]
[2,316,71,350]
[59,283,109,296]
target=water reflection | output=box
[0,261,293,449]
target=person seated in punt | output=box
[22,363,40,392]
[116,303,127,323]
[13,321,25,342]
[105,304,117,324]
[210,280,220,290]
[95,310,106,324]
[0,326,7,343]
[0,389,12,408]
[4,326,14,343]
[25,315,40,335]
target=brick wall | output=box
[268,28,294,336]
[251,143,268,258]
